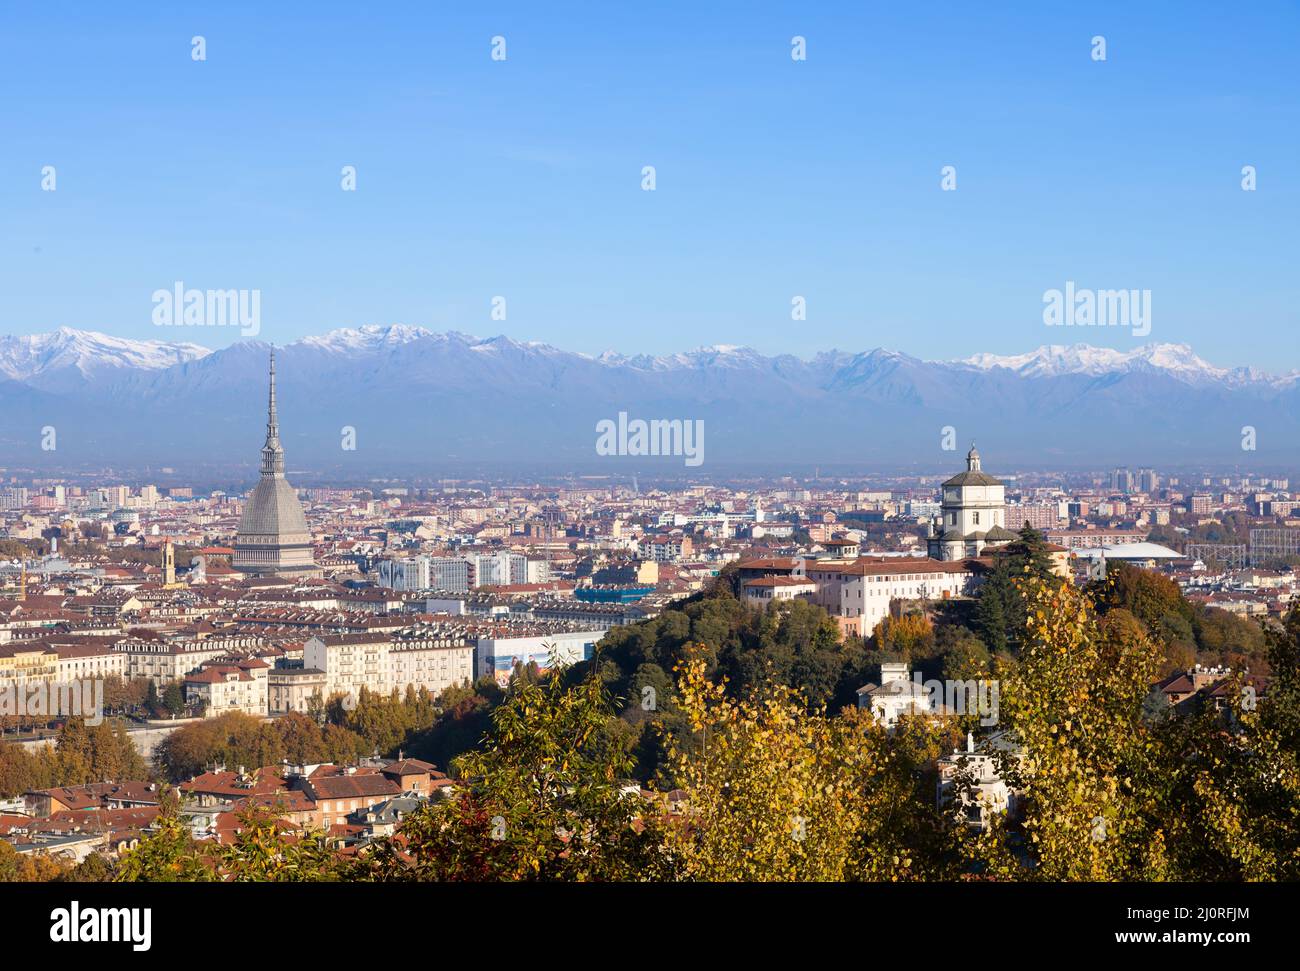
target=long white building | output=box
[113,635,264,686]
[304,629,474,705]
[803,558,985,637]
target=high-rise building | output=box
[1004,501,1063,531]
[469,551,528,586]
[0,487,29,509]
[525,558,551,584]
[232,352,321,578]
[377,555,433,591]
[429,557,473,592]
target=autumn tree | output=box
[664,655,964,881]
[214,807,343,882]
[968,576,1172,880]
[1150,608,1300,879]
[351,666,667,881]
[870,613,934,660]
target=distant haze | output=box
[1,327,1296,475]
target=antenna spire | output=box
[260,349,285,476]
[268,349,278,435]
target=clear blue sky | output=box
[1,2,1296,367]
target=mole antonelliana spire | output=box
[262,348,284,475]
[232,350,321,577]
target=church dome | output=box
[237,477,310,539]
[982,525,1020,543]
[942,468,1003,488]
[942,443,1004,488]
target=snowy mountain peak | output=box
[597,343,769,371]
[296,324,434,352]
[0,327,211,384]
[1,328,1295,468]
[957,342,1227,380]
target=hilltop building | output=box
[927,446,1018,560]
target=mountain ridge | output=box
[0,327,1293,470]
[3,326,1290,386]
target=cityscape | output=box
[3,352,1297,881]
[2,0,1295,952]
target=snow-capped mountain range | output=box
[0,328,211,390]
[959,343,1292,387]
[0,327,1294,471]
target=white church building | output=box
[927,446,1020,561]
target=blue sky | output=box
[1,2,1296,367]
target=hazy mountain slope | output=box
[0,328,1293,471]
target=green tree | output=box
[973,560,1014,654]
[114,791,216,882]
[161,682,187,718]
[352,666,667,881]
[62,853,114,882]
[215,807,343,881]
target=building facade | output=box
[184,659,270,716]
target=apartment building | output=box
[184,659,270,716]
[470,551,528,587]
[267,666,328,715]
[0,644,59,690]
[376,555,432,591]
[638,535,693,562]
[1003,501,1064,531]
[113,636,263,685]
[50,640,128,682]
[303,633,390,704]
[388,632,474,697]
